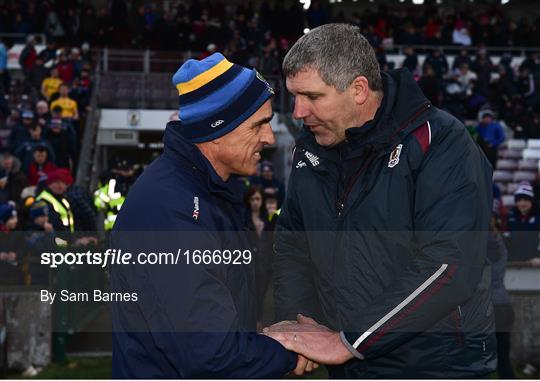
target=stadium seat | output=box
[522,149,540,160]
[513,171,536,182]
[496,159,518,170]
[507,139,527,150]
[527,139,540,149]
[518,160,538,171]
[493,170,514,182]
[499,149,524,159]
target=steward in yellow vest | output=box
[36,169,74,246]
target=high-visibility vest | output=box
[93,178,125,230]
[37,190,75,232]
[268,208,281,223]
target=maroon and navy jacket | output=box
[274,69,496,378]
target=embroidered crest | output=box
[388,144,403,168]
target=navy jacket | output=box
[110,122,296,378]
[274,69,496,378]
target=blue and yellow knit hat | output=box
[172,52,274,143]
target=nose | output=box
[261,123,276,146]
[292,96,310,120]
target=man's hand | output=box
[263,320,319,376]
[264,314,354,365]
[293,354,319,376]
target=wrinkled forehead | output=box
[285,68,328,93]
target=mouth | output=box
[253,151,262,160]
[304,123,321,131]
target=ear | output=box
[351,76,369,105]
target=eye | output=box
[307,94,318,101]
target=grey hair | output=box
[283,23,382,92]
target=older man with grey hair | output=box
[265,23,496,378]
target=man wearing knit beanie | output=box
[110,53,297,378]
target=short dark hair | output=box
[283,23,382,92]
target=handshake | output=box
[262,314,354,376]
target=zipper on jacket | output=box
[334,102,432,218]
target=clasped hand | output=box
[263,314,354,376]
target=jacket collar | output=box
[163,121,243,204]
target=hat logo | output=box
[211,119,224,128]
[255,70,275,95]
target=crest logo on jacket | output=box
[388,144,403,168]
[193,196,200,220]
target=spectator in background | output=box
[453,63,477,96]
[35,168,74,236]
[0,202,17,232]
[419,64,443,107]
[0,152,28,204]
[45,6,65,42]
[517,66,537,108]
[263,192,279,220]
[0,201,24,285]
[0,37,8,92]
[26,56,48,97]
[50,84,79,121]
[452,22,472,46]
[25,200,55,285]
[66,182,98,232]
[15,124,55,172]
[470,48,494,98]
[243,186,273,323]
[35,100,51,127]
[18,36,36,79]
[70,48,84,77]
[56,53,74,84]
[424,15,442,45]
[251,161,284,207]
[69,77,90,115]
[8,110,34,153]
[505,183,540,263]
[423,48,449,81]
[475,109,505,168]
[452,48,472,71]
[37,40,57,66]
[79,67,92,92]
[43,117,76,171]
[27,146,57,186]
[41,68,63,101]
[401,46,418,75]
[489,65,517,124]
